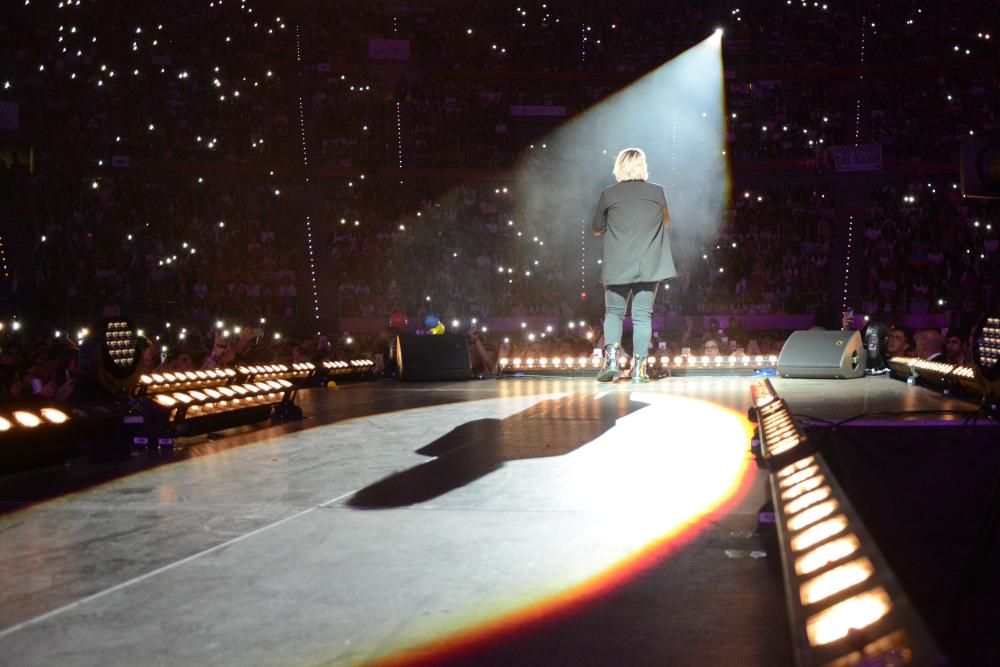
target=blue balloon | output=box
[424,314,440,328]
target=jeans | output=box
[603,282,658,357]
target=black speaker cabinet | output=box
[777,330,866,379]
[395,334,473,382]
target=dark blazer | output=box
[591,180,676,285]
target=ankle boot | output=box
[596,344,621,382]
[631,356,650,383]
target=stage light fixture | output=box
[750,380,776,408]
[320,359,376,382]
[139,377,292,446]
[750,380,813,469]
[779,464,821,489]
[784,486,832,515]
[657,355,777,378]
[972,315,1000,405]
[799,557,875,606]
[0,405,125,472]
[787,499,839,532]
[138,367,238,395]
[79,318,142,396]
[862,322,889,371]
[781,475,825,501]
[805,587,892,646]
[238,363,314,382]
[888,355,988,403]
[790,516,850,553]
[794,535,862,577]
[750,383,942,667]
[497,356,603,377]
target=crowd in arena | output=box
[861,179,998,318]
[5,165,301,326]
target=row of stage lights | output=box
[0,407,70,431]
[880,315,1000,409]
[150,379,292,413]
[138,361,375,395]
[139,359,375,444]
[500,354,779,370]
[0,326,379,469]
[748,379,941,665]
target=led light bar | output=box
[887,357,986,402]
[497,356,604,377]
[497,354,779,378]
[321,359,376,378]
[972,315,1000,406]
[137,368,239,395]
[2,407,71,429]
[0,404,126,473]
[238,363,316,382]
[750,379,812,469]
[140,376,294,445]
[750,382,942,667]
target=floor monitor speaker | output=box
[396,334,473,382]
[776,330,866,379]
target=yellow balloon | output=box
[430,322,446,335]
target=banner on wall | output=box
[831,144,882,172]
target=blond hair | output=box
[613,148,648,182]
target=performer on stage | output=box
[591,148,676,383]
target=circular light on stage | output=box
[371,393,753,665]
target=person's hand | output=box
[235,327,255,353]
[38,380,60,398]
[57,380,75,403]
[841,313,853,330]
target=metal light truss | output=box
[749,378,942,667]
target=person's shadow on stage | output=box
[346,391,646,509]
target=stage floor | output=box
[0,375,977,666]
